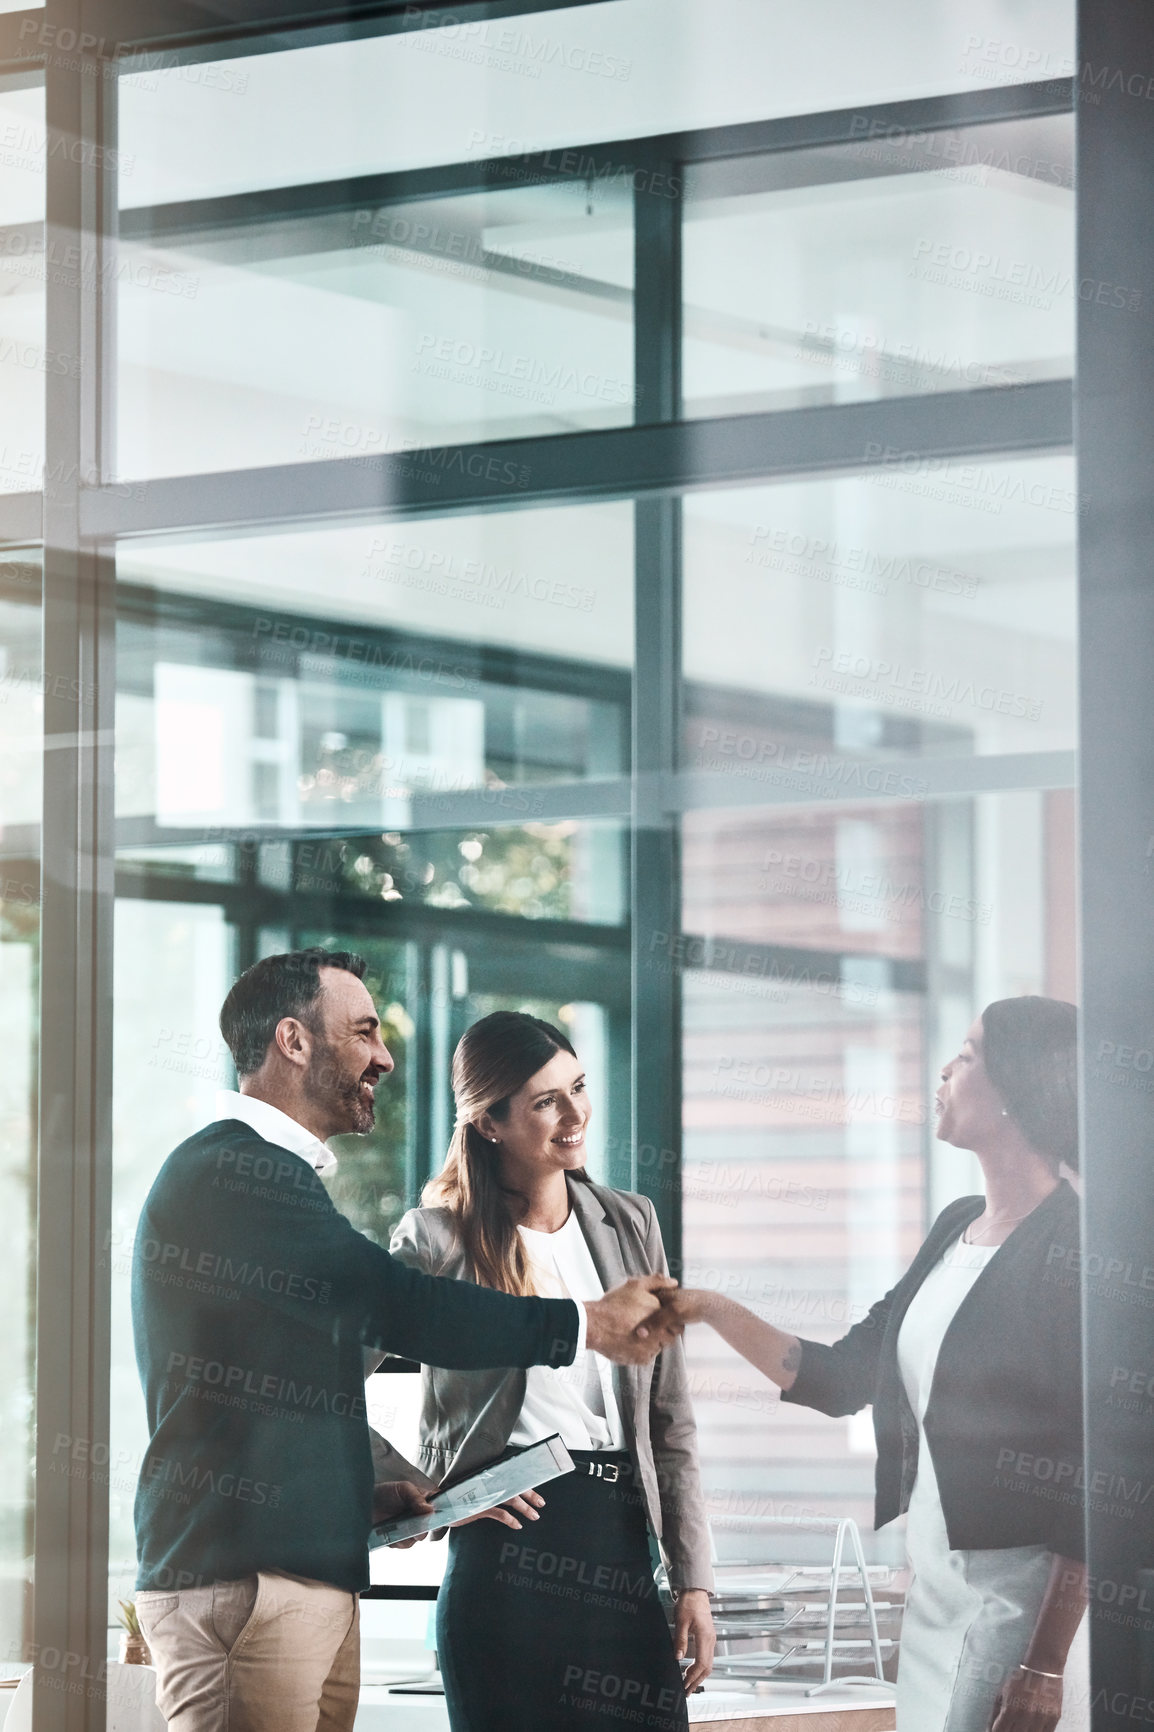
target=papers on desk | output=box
[370,1433,576,1547]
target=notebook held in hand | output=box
[371,1433,576,1547]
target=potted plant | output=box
[116,1600,152,1667]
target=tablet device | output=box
[370,1433,576,1547]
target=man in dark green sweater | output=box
[132,947,675,1732]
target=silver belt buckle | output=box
[601,1462,620,1483]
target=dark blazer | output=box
[781,1180,1085,1559]
[132,1121,581,1595]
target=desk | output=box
[687,1689,895,1731]
[352,1683,896,1730]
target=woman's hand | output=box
[988,1555,1084,1729]
[658,1289,717,1327]
[372,1479,436,1548]
[988,1666,1063,1732]
[660,1290,803,1391]
[673,1589,715,1694]
[453,1489,546,1531]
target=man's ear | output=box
[272,1015,311,1068]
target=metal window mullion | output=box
[35,19,116,1732]
[79,381,1074,539]
[631,166,682,1270]
[1076,0,1154,1716]
[409,939,435,1202]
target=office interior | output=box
[0,0,1151,1726]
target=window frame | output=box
[1,0,1102,1722]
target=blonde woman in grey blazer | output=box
[388,1011,714,1732]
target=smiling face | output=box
[935,1016,1009,1152]
[476,1047,591,1181]
[302,966,394,1138]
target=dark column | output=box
[1077,5,1154,1726]
[631,165,683,1269]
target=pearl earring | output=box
[1001,1109,1009,1117]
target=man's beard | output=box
[309,1040,376,1135]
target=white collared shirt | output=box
[213,1089,338,1175]
[509,1211,622,1450]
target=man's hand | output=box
[673,1589,715,1694]
[585,1274,681,1364]
[372,1479,436,1549]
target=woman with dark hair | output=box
[665,996,1087,1732]
[388,1010,715,1732]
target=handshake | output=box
[583,1274,697,1366]
[373,1280,708,1542]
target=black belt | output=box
[571,1450,632,1484]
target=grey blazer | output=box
[379,1173,714,1594]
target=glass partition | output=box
[679,466,1076,1555]
[74,0,1083,1688]
[684,116,1075,418]
[107,899,234,1605]
[109,497,634,1603]
[683,454,1076,758]
[0,77,46,488]
[116,180,634,478]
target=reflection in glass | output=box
[0,556,42,833]
[109,483,635,1601]
[0,899,35,1652]
[0,83,46,486]
[684,116,1074,418]
[107,900,234,1607]
[681,973,924,1557]
[683,804,926,960]
[683,454,1077,760]
[114,502,631,932]
[679,453,1078,1554]
[116,180,633,478]
[115,501,632,664]
[0,552,39,1663]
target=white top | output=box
[213,1088,337,1175]
[508,1210,624,1450]
[897,1233,998,1423]
[891,1232,1093,1732]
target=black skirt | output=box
[436,1450,689,1732]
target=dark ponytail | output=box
[981,996,1078,1172]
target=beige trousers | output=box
[135,1571,360,1732]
